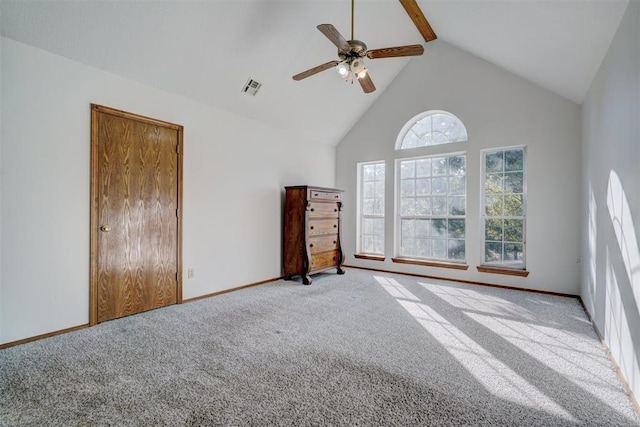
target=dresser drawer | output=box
[309,235,339,254]
[308,202,339,218]
[310,190,342,201]
[308,219,338,236]
[310,251,339,270]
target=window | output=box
[397,153,466,262]
[482,147,526,269]
[396,110,467,150]
[358,162,385,255]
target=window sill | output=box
[354,254,386,261]
[391,257,469,270]
[477,266,530,277]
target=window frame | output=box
[394,151,467,264]
[356,161,386,257]
[480,146,527,270]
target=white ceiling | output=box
[0,0,629,146]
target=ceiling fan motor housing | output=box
[338,40,368,59]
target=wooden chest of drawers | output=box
[283,186,345,285]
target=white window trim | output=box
[394,151,467,263]
[479,145,527,270]
[356,161,385,256]
[395,110,468,151]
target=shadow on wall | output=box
[605,170,640,398]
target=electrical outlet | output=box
[187,268,195,279]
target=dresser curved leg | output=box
[337,267,345,275]
[303,275,312,285]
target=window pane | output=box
[416,178,431,196]
[485,219,503,241]
[400,160,415,179]
[415,219,430,237]
[363,236,374,253]
[431,219,446,237]
[374,199,385,215]
[432,177,448,194]
[374,235,384,253]
[448,239,465,261]
[374,181,385,198]
[504,243,523,261]
[485,174,503,193]
[432,197,447,215]
[504,172,523,194]
[401,219,415,237]
[449,176,465,195]
[402,131,421,149]
[449,156,466,176]
[505,149,524,171]
[432,157,447,176]
[401,180,415,197]
[401,237,416,256]
[449,196,465,215]
[485,195,503,216]
[485,242,502,263]
[448,219,465,239]
[415,198,432,215]
[433,239,447,258]
[504,194,524,216]
[362,218,373,234]
[363,164,375,181]
[375,163,385,180]
[363,199,375,215]
[416,159,431,177]
[401,198,416,215]
[416,239,431,257]
[486,151,503,173]
[363,182,375,198]
[504,219,523,242]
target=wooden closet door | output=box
[90,105,183,324]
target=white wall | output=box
[336,41,581,294]
[0,38,336,344]
[581,1,640,403]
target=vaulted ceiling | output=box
[0,0,629,146]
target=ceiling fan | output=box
[292,0,437,94]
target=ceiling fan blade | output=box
[367,44,424,59]
[292,60,339,81]
[317,24,350,50]
[358,73,376,94]
[399,0,437,42]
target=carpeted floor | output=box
[1,268,639,426]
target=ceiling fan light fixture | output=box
[336,61,350,78]
[357,68,368,79]
[351,58,365,74]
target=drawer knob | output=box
[310,226,314,230]
[310,243,314,248]
[333,224,337,228]
[334,208,338,212]
[335,195,339,198]
[310,208,315,212]
[333,241,337,244]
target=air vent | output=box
[242,78,262,96]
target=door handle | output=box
[100,225,111,232]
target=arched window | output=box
[396,110,467,150]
